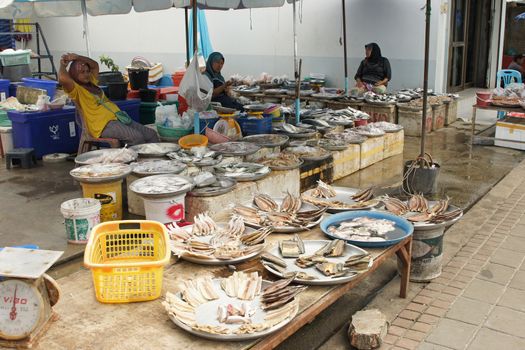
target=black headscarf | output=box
[365,43,382,64]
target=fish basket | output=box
[236,115,272,136]
[83,220,170,303]
[156,124,192,139]
[178,134,208,149]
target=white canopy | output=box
[0,0,296,18]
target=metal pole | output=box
[293,0,300,124]
[193,0,198,55]
[185,8,190,66]
[342,0,349,96]
[420,0,431,158]
[81,0,91,57]
[192,0,200,135]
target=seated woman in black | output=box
[352,43,392,96]
[204,52,243,111]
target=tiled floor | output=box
[381,161,525,350]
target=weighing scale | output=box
[0,247,63,348]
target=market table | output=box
[34,227,411,350]
[471,103,523,141]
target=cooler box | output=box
[8,107,80,158]
[8,99,140,158]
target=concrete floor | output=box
[0,92,523,349]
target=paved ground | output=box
[320,158,525,350]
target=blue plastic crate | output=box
[237,115,272,136]
[114,98,140,123]
[199,117,219,134]
[8,107,80,158]
[8,99,140,158]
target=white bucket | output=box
[0,126,13,156]
[60,198,101,244]
[143,193,186,224]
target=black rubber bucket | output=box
[139,88,157,102]
[128,68,149,90]
[98,71,124,85]
[402,161,440,195]
[107,82,128,100]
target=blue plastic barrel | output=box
[21,78,57,99]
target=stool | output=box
[6,148,37,169]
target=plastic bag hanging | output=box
[178,53,213,113]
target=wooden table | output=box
[471,104,523,139]
[32,227,412,350]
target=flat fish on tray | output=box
[129,174,194,196]
[214,163,271,181]
[327,217,396,242]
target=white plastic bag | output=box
[155,103,179,125]
[179,54,213,112]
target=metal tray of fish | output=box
[170,225,264,265]
[242,134,289,148]
[401,203,463,230]
[248,199,323,233]
[265,88,288,95]
[369,122,404,133]
[129,143,180,157]
[74,148,138,165]
[166,277,299,341]
[131,160,187,176]
[260,154,304,171]
[262,240,373,285]
[167,149,223,167]
[209,142,261,157]
[70,163,132,183]
[284,146,332,162]
[243,104,270,112]
[188,177,237,197]
[324,131,367,144]
[213,163,271,182]
[311,93,341,100]
[302,187,379,213]
[306,139,348,152]
[129,174,194,198]
[320,211,413,248]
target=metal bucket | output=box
[402,161,440,195]
[405,224,446,282]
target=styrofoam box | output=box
[494,121,525,150]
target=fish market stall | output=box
[30,221,412,350]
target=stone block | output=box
[347,309,388,349]
[332,144,360,180]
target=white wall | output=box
[37,0,448,91]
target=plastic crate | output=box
[83,220,170,304]
[237,115,272,136]
[114,98,140,123]
[199,117,218,134]
[0,50,30,66]
[21,78,57,99]
[139,100,178,125]
[8,107,80,158]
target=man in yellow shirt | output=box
[58,53,159,145]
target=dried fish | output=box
[351,187,374,202]
[279,235,305,258]
[327,217,396,242]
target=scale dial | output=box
[0,279,43,340]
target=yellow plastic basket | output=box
[83,220,170,304]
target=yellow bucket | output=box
[80,180,123,222]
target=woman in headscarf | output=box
[58,52,159,146]
[351,43,392,96]
[204,52,244,110]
